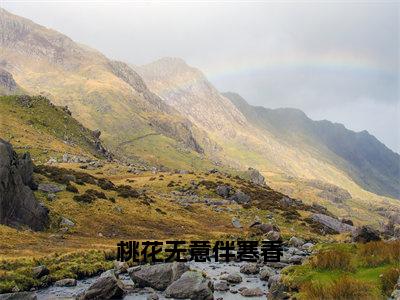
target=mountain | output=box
[136,57,400,225]
[0,8,212,170]
[225,92,400,199]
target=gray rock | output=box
[252,223,274,233]
[311,213,355,233]
[264,230,281,241]
[81,270,124,300]
[147,294,159,300]
[267,278,289,300]
[239,287,264,297]
[164,271,213,299]
[129,262,189,290]
[221,273,242,284]
[54,278,77,287]
[32,265,49,278]
[247,167,266,186]
[240,263,259,274]
[46,193,56,201]
[352,225,381,243]
[288,237,305,248]
[232,217,242,228]
[267,274,281,288]
[214,280,229,291]
[114,261,129,274]
[229,190,250,204]
[0,140,48,230]
[259,266,276,281]
[288,255,304,264]
[60,217,75,227]
[249,216,262,227]
[38,183,65,193]
[216,185,231,198]
[391,276,400,300]
[301,242,315,251]
[0,292,37,299]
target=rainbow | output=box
[149,51,393,98]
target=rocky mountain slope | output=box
[225,92,400,199]
[0,95,111,163]
[0,8,209,170]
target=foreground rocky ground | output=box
[1,141,400,299]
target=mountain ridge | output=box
[224,91,400,199]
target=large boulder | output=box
[81,270,124,300]
[129,262,189,291]
[311,213,355,234]
[352,225,381,243]
[0,140,48,230]
[164,271,213,299]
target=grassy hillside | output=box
[0,95,107,163]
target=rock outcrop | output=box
[310,213,355,234]
[0,68,18,95]
[0,139,48,230]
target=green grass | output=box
[0,250,115,293]
[283,241,400,299]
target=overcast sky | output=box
[2,1,399,152]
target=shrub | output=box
[380,267,400,296]
[116,185,140,198]
[66,183,78,193]
[309,248,354,271]
[302,276,377,300]
[359,240,400,267]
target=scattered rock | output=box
[0,292,37,299]
[46,193,56,201]
[247,167,266,186]
[147,294,159,300]
[352,225,381,243]
[240,263,260,275]
[81,270,124,300]
[390,275,400,300]
[229,190,250,204]
[38,183,65,193]
[164,270,213,299]
[264,230,281,241]
[54,278,77,287]
[232,217,242,229]
[129,262,189,290]
[239,287,264,297]
[216,185,231,198]
[32,265,49,278]
[221,273,242,284]
[267,278,289,300]
[60,217,75,227]
[311,213,355,233]
[259,266,276,281]
[301,242,315,251]
[213,280,229,291]
[288,237,305,248]
[114,261,129,274]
